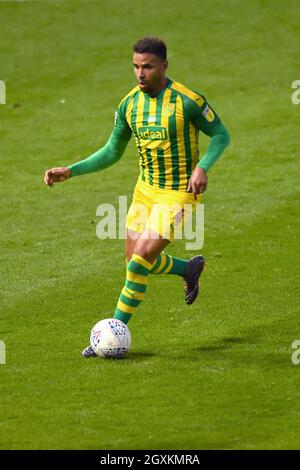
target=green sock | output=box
[114,253,152,324]
[150,252,188,277]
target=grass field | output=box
[1,0,300,450]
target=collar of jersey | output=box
[142,77,173,99]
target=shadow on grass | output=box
[91,351,157,362]
[127,351,156,360]
[93,325,291,368]
[187,331,290,368]
[80,351,156,364]
[196,335,260,352]
[163,324,291,368]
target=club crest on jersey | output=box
[137,126,168,141]
[202,104,215,122]
[163,103,176,117]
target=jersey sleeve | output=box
[68,99,132,177]
[185,92,230,172]
[113,98,133,141]
[187,93,222,136]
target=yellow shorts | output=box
[126,178,202,241]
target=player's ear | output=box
[163,60,168,72]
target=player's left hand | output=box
[187,167,208,198]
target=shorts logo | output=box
[174,208,184,225]
[202,104,215,122]
[163,103,176,117]
[137,126,168,141]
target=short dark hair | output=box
[133,37,167,61]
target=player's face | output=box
[133,52,168,95]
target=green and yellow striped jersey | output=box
[115,78,222,191]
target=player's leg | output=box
[149,255,205,305]
[82,229,147,358]
[114,229,170,324]
[146,196,205,304]
[132,228,170,263]
[126,228,186,273]
[126,199,205,304]
[125,228,200,290]
[126,228,192,278]
[125,228,141,262]
[83,184,149,357]
[149,252,189,276]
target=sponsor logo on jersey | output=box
[137,126,168,141]
[202,104,215,122]
[114,111,118,126]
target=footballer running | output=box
[44,37,230,357]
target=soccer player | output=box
[44,37,230,357]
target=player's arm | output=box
[195,100,230,173]
[187,95,230,194]
[44,106,132,186]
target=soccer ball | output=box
[90,318,131,358]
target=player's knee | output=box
[132,247,154,263]
[125,244,134,262]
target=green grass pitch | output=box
[1,0,299,450]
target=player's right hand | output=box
[44,167,71,187]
